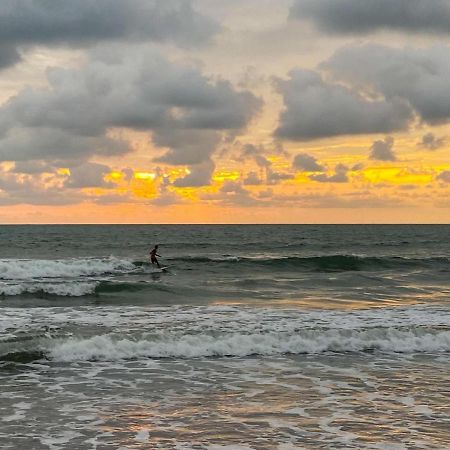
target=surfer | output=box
[149,245,161,268]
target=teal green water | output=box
[0,225,449,448]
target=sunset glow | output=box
[0,1,450,223]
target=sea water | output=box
[0,225,449,449]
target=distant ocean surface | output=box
[1,225,449,449]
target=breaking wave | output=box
[5,327,445,362]
[0,257,136,280]
[0,281,98,297]
[1,253,448,298]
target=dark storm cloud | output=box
[0,44,21,70]
[0,0,218,52]
[419,132,446,150]
[369,137,397,161]
[274,70,412,141]
[321,44,450,125]
[0,50,261,167]
[290,0,450,35]
[293,153,325,171]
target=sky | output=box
[0,0,450,224]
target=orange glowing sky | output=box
[0,0,449,223]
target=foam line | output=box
[47,328,450,361]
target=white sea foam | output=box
[0,281,98,296]
[48,328,450,362]
[0,257,135,280]
[1,304,450,340]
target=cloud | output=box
[212,180,259,206]
[220,180,248,194]
[11,160,55,174]
[0,49,261,167]
[419,132,445,150]
[0,44,21,70]
[0,168,82,205]
[0,0,219,69]
[149,188,183,206]
[237,143,273,169]
[290,0,450,35]
[0,128,129,162]
[243,171,262,185]
[274,69,411,140]
[309,163,349,182]
[153,129,221,166]
[64,162,114,188]
[351,163,364,171]
[121,168,134,182]
[321,44,450,125]
[172,160,215,187]
[267,168,294,184]
[293,153,325,171]
[437,170,450,182]
[369,136,396,161]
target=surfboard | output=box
[150,265,171,272]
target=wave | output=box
[0,279,180,297]
[11,327,446,362]
[0,281,98,297]
[0,281,157,297]
[1,253,447,284]
[0,253,448,298]
[0,257,136,280]
[167,254,450,272]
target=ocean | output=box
[0,224,449,449]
